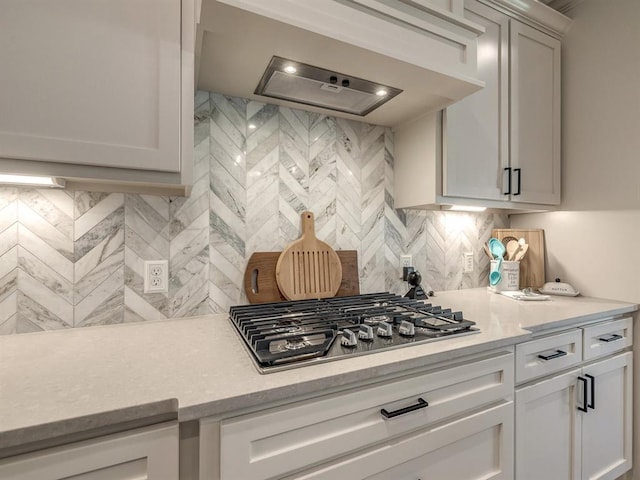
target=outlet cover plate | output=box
[144,260,168,293]
[464,252,474,273]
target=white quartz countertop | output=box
[0,288,636,453]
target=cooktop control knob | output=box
[398,320,415,337]
[358,324,374,341]
[377,321,393,338]
[341,329,358,347]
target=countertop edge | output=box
[0,398,179,459]
[524,304,638,333]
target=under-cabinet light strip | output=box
[0,174,66,188]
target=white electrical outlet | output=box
[464,252,474,273]
[144,260,168,293]
[399,255,412,278]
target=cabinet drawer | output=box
[516,330,582,383]
[582,317,633,361]
[219,352,514,480]
[285,401,514,480]
[0,422,178,480]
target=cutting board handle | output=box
[300,211,315,240]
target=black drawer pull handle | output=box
[598,334,622,343]
[503,167,512,195]
[585,374,595,410]
[381,398,429,419]
[577,376,588,412]
[514,168,521,195]
[538,349,567,361]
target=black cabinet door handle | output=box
[503,167,512,195]
[585,374,595,410]
[381,398,429,419]
[514,168,521,195]
[538,349,567,361]
[598,334,623,343]
[577,376,588,412]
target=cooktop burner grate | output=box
[229,292,479,373]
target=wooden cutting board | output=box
[276,211,342,300]
[244,250,359,304]
[492,228,545,289]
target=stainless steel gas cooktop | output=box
[229,292,479,373]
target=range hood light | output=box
[0,174,66,188]
[376,89,388,97]
[283,65,297,74]
[445,205,487,212]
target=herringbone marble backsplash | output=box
[0,92,508,334]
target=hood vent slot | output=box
[254,56,402,116]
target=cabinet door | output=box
[0,422,179,480]
[443,0,509,201]
[286,402,514,480]
[510,21,561,205]
[581,352,633,480]
[0,0,182,173]
[515,368,581,480]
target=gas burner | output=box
[229,292,479,373]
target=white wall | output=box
[511,0,640,304]
[511,4,640,478]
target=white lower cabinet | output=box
[581,353,633,480]
[286,401,513,480]
[516,351,633,480]
[210,351,515,480]
[0,422,179,480]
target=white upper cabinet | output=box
[510,21,561,205]
[443,0,509,201]
[395,0,569,211]
[0,0,196,194]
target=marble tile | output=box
[74,220,125,283]
[212,93,247,142]
[0,197,18,234]
[123,286,168,322]
[17,271,73,329]
[18,200,74,262]
[279,107,310,247]
[0,282,18,326]
[0,224,18,261]
[18,225,74,283]
[75,266,124,327]
[74,192,111,219]
[0,245,17,283]
[0,187,18,210]
[74,193,124,240]
[19,189,73,239]
[18,247,73,304]
[0,267,17,303]
[171,265,208,318]
[170,197,209,319]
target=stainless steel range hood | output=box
[196,0,485,127]
[255,56,403,116]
